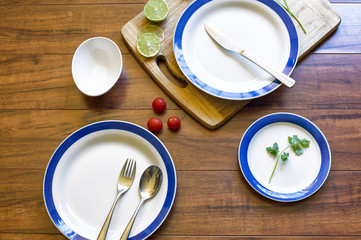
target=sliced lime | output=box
[144,0,169,22]
[138,24,165,42]
[137,32,161,58]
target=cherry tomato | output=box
[152,98,166,113]
[147,117,163,133]
[167,116,181,130]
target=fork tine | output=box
[127,160,135,179]
[124,158,134,178]
[126,159,135,178]
[120,158,129,177]
[125,159,131,178]
[130,161,136,180]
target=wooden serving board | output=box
[121,0,340,129]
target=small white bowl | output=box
[72,37,123,97]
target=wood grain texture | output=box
[287,0,341,56]
[0,54,178,110]
[0,4,142,55]
[1,54,361,110]
[247,54,361,110]
[1,109,360,171]
[1,169,361,235]
[315,4,361,53]
[0,3,353,56]
[1,235,361,240]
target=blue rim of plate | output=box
[173,0,299,100]
[238,113,331,202]
[43,121,177,240]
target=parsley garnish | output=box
[275,0,307,34]
[266,135,310,183]
[266,142,279,157]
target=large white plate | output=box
[43,121,177,240]
[238,113,331,202]
[174,0,299,100]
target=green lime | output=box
[144,0,169,22]
[137,32,161,58]
[138,24,165,42]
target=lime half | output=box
[138,24,165,42]
[144,0,169,22]
[137,32,161,58]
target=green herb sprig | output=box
[266,135,310,183]
[275,0,307,34]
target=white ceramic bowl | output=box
[72,37,123,96]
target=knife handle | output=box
[240,50,296,88]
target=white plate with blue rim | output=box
[43,121,177,240]
[174,0,299,100]
[238,113,331,202]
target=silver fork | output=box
[97,158,136,240]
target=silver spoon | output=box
[120,165,163,240]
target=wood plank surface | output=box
[3,169,361,237]
[0,3,356,56]
[2,54,361,110]
[1,0,361,240]
[0,109,360,171]
[1,169,361,236]
[1,236,361,240]
[315,4,361,53]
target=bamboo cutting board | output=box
[121,0,340,129]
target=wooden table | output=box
[1,0,361,239]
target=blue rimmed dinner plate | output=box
[43,121,177,240]
[174,0,299,100]
[238,113,331,202]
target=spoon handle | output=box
[119,198,145,240]
[97,192,123,240]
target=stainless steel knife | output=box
[204,23,296,88]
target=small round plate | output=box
[238,113,331,202]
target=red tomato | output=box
[167,116,181,130]
[147,117,163,133]
[152,98,166,113]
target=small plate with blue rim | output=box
[43,120,177,239]
[238,113,331,202]
[174,0,299,100]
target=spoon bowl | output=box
[139,165,163,199]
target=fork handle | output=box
[97,192,123,240]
